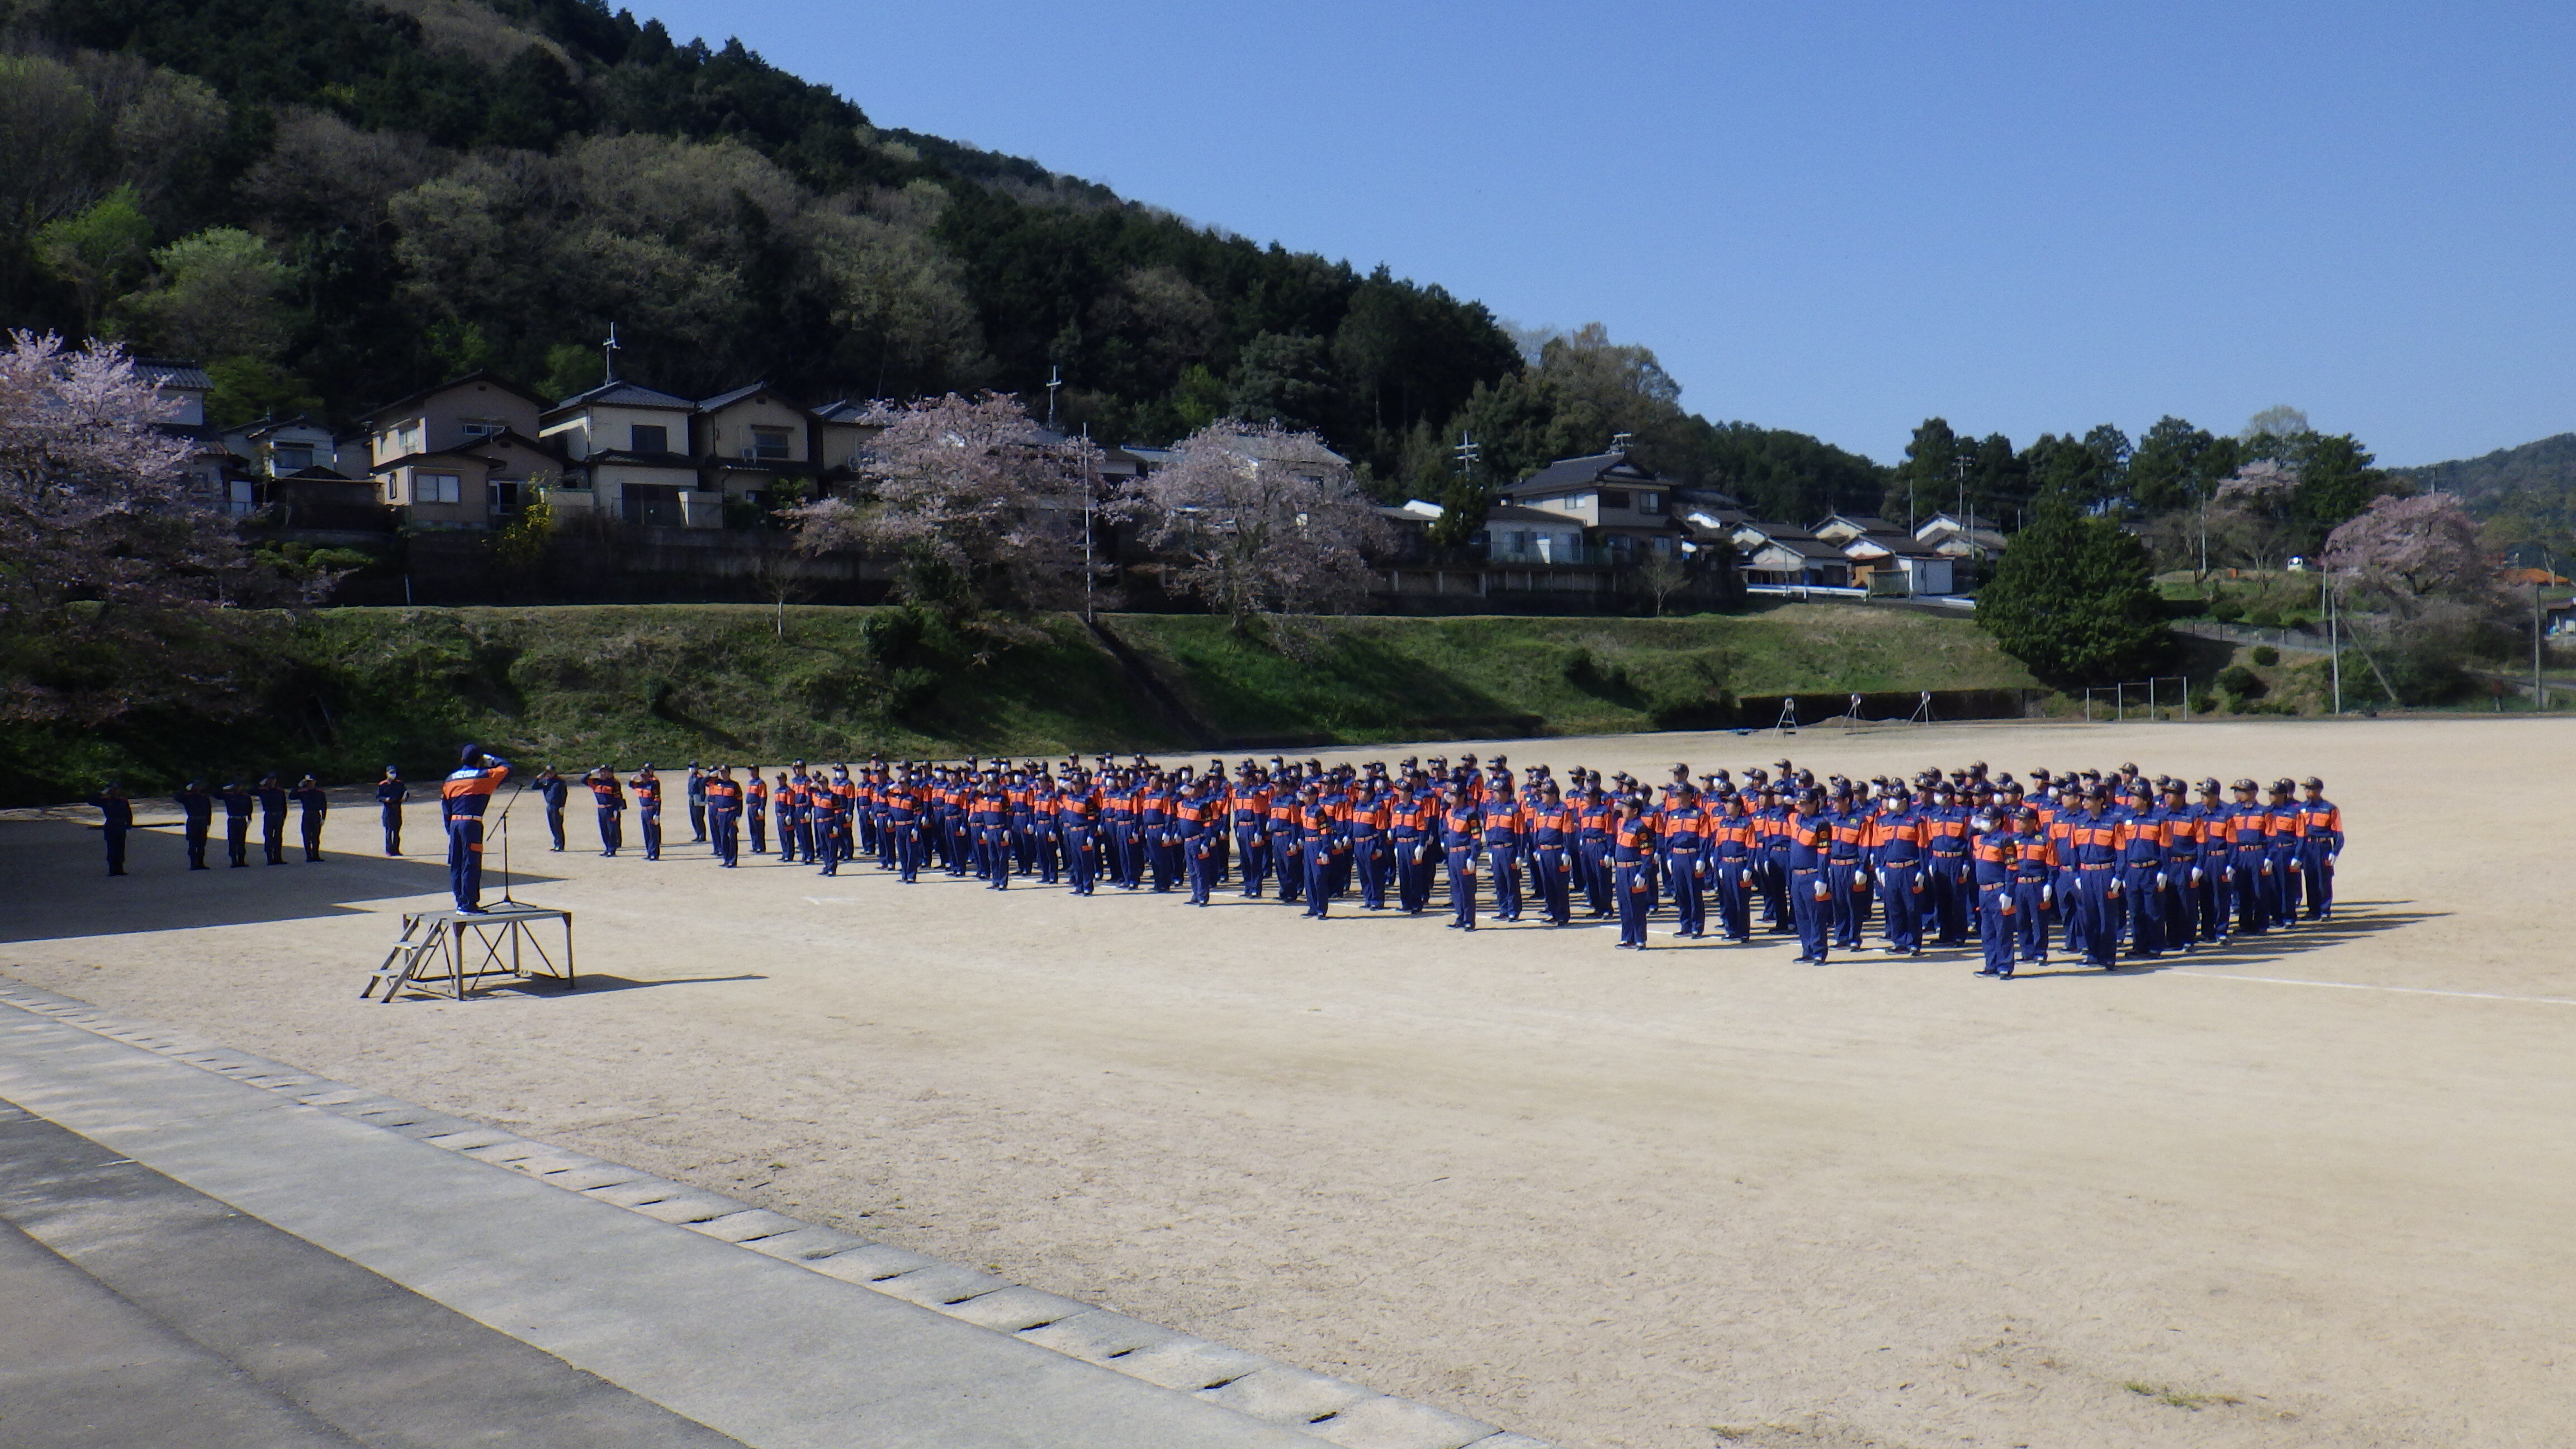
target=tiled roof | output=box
[1499,449,1667,498]
[131,358,211,390]
[546,379,698,413]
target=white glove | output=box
[2040,884,2052,906]
[1813,880,1830,902]
[2189,868,2203,886]
[2155,872,2168,891]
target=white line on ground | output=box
[2170,971,2576,1006]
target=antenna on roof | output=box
[1611,431,1633,454]
[1453,429,1479,479]
[603,324,621,385]
[1045,364,1063,430]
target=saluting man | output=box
[631,763,665,860]
[535,765,569,851]
[83,781,134,877]
[586,764,626,856]
[255,774,289,865]
[440,745,513,913]
[171,780,214,870]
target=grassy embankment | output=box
[0,603,2039,802]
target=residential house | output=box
[1731,522,1853,587]
[693,382,820,514]
[1811,513,1897,547]
[1915,510,2009,562]
[537,379,707,526]
[1481,503,1590,564]
[132,357,244,514]
[1840,532,1957,595]
[1494,449,1683,561]
[366,372,559,529]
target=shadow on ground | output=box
[0,821,563,944]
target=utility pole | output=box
[2327,572,2340,715]
[1081,424,1096,623]
[2536,576,2546,711]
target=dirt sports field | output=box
[5,717,2572,1449]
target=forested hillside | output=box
[2390,434,2576,559]
[0,0,1892,517]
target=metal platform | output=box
[362,906,575,1002]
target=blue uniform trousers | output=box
[1976,882,2016,975]
[638,809,662,861]
[1879,862,1922,951]
[1351,835,1385,908]
[1185,833,1216,904]
[2076,865,2120,965]
[1827,860,1864,948]
[1580,839,1614,916]
[1390,836,1426,912]
[2301,842,2333,918]
[1789,867,1830,961]
[2123,863,2166,956]
[1272,832,1303,902]
[1713,856,1753,940]
[1235,828,1268,896]
[1533,846,1572,924]
[1063,825,1095,893]
[1486,844,1522,919]
[446,817,485,910]
[1614,859,1652,946]
[1303,840,1334,917]
[596,808,622,855]
[712,810,739,866]
[2012,878,2049,960]
[1445,845,1478,928]
[1668,851,1706,935]
[1926,859,1969,943]
[2229,859,2270,935]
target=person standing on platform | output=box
[585,764,626,855]
[376,767,407,855]
[219,781,253,866]
[440,745,513,913]
[631,763,664,860]
[83,782,133,877]
[534,765,569,851]
[745,770,769,857]
[685,763,709,843]
[255,774,289,865]
[291,775,328,861]
[705,766,742,866]
[172,780,213,870]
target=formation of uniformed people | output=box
[538,750,2346,977]
[74,747,2348,974]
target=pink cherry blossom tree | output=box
[779,391,1086,615]
[0,330,298,723]
[1115,421,1389,646]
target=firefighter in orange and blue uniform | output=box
[440,745,512,912]
[2298,777,2342,920]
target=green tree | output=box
[1226,332,1336,432]
[119,228,295,363]
[35,187,154,335]
[204,357,321,429]
[2126,415,2241,514]
[1884,417,1968,525]
[1974,497,2170,685]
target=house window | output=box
[402,422,424,455]
[631,424,669,453]
[416,472,462,505]
[749,425,790,461]
[461,418,505,438]
[271,444,312,472]
[1599,489,1631,510]
[1636,491,1663,515]
[489,479,523,514]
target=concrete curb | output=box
[0,976,1547,1449]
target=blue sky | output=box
[642,0,2572,467]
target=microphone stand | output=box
[489,770,531,908]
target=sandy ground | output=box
[5,717,2573,1449]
